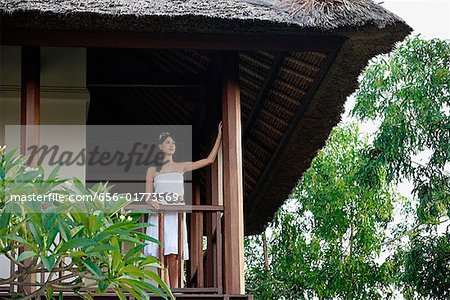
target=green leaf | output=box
[111,237,121,271]
[2,234,36,250]
[119,265,143,277]
[124,244,145,261]
[123,278,168,299]
[121,282,147,300]
[98,279,109,292]
[113,287,127,300]
[28,220,44,248]
[82,259,102,279]
[0,212,11,230]
[56,238,97,254]
[72,177,90,195]
[16,250,37,262]
[48,164,62,181]
[58,220,72,242]
[41,254,56,272]
[85,244,119,253]
[142,269,175,300]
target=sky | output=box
[380,0,450,40]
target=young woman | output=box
[144,122,222,288]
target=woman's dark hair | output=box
[155,132,174,172]
[158,132,171,144]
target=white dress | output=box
[144,172,189,260]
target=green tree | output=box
[352,35,450,299]
[245,124,403,299]
[245,35,449,300]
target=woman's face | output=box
[159,136,176,155]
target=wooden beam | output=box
[178,212,185,288]
[204,66,223,287]
[2,30,346,51]
[220,51,245,294]
[189,184,203,286]
[205,167,214,288]
[200,52,221,289]
[243,52,287,142]
[215,209,223,294]
[19,46,40,294]
[158,213,165,283]
[20,46,40,158]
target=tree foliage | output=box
[246,124,402,299]
[352,35,450,224]
[352,35,450,299]
[245,36,450,299]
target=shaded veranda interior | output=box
[0,0,412,298]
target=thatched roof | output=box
[0,0,412,235]
[1,0,402,32]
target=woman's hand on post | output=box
[218,121,223,139]
[148,195,160,211]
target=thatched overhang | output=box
[0,0,412,235]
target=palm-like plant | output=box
[0,146,174,300]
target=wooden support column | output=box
[205,157,214,288]
[189,183,204,287]
[21,46,40,158]
[214,144,223,294]
[204,52,221,289]
[19,46,40,294]
[221,51,244,294]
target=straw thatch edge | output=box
[0,0,404,32]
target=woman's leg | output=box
[164,254,179,288]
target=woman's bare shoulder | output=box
[146,166,157,176]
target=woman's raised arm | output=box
[182,121,222,173]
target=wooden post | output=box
[205,163,214,288]
[209,131,224,292]
[189,183,204,287]
[203,52,220,289]
[21,46,40,159]
[221,51,244,294]
[18,46,40,294]
[158,213,165,283]
[215,144,223,294]
[178,212,184,288]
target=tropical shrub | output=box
[0,146,174,300]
